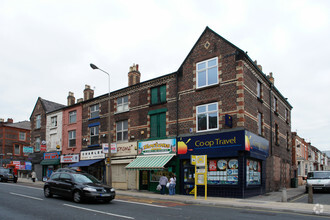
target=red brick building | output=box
[0,118,30,166]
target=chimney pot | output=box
[84,84,94,101]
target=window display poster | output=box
[246,159,261,185]
[208,158,238,185]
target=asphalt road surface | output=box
[0,182,328,220]
[291,191,330,205]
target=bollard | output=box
[281,187,287,202]
[308,185,313,204]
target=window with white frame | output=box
[51,116,57,127]
[116,120,128,142]
[197,102,218,132]
[90,104,99,118]
[69,111,76,123]
[117,96,129,112]
[14,144,20,155]
[36,115,41,129]
[196,57,218,88]
[90,126,99,145]
[19,132,26,141]
[68,130,76,147]
[285,108,289,122]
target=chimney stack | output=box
[67,92,75,106]
[84,85,94,101]
[268,72,274,84]
[7,118,13,123]
[128,64,141,86]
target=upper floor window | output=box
[196,57,218,88]
[285,108,289,122]
[68,130,76,148]
[116,120,128,142]
[257,112,263,136]
[197,102,218,132]
[69,111,76,124]
[275,123,279,145]
[14,144,20,155]
[90,104,99,118]
[36,115,41,129]
[117,96,129,112]
[273,97,278,113]
[90,126,99,145]
[35,137,41,151]
[150,113,166,138]
[257,81,262,99]
[19,132,26,141]
[151,85,166,105]
[51,116,57,127]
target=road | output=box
[291,191,330,205]
[0,182,328,220]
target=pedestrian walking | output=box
[159,173,168,195]
[31,170,36,182]
[169,174,176,195]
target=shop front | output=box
[126,138,178,193]
[178,129,269,198]
[40,151,61,181]
[111,142,138,190]
[68,148,105,182]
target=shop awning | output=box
[126,154,174,170]
[40,159,60,165]
[68,159,103,167]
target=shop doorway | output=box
[140,170,149,190]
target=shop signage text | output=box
[60,154,79,163]
[81,149,105,160]
[44,152,60,160]
[138,139,176,155]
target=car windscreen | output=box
[72,173,101,184]
[0,169,10,174]
[308,172,330,179]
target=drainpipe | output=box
[176,72,179,137]
[269,83,273,191]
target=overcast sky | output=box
[1,0,329,151]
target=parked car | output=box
[44,171,115,203]
[0,167,17,183]
[306,171,330,192]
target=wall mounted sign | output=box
[138,138,176,155]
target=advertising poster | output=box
[207,158,238,185]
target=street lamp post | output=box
[90,63,112,187]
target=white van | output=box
[306,171,330,192]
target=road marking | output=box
[10,192,43,201]
[63,203,134,219]
[116,199,182,210]
[1,182,43,190]
[290,194,307,202]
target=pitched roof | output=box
[5,120,31,130]
[40,98,66,113]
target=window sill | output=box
[196,83,219,91]
[115,109,130,115]
[257,97,264,103]
[149,101,167,107]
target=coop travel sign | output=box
[177,130,269,158]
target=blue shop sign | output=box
[178,130,245,158]
[178,130,269,158]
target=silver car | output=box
[306,171,330,192]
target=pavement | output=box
[17,177,330,217]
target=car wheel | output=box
[44,187,53,198]
[73,190,82,203]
